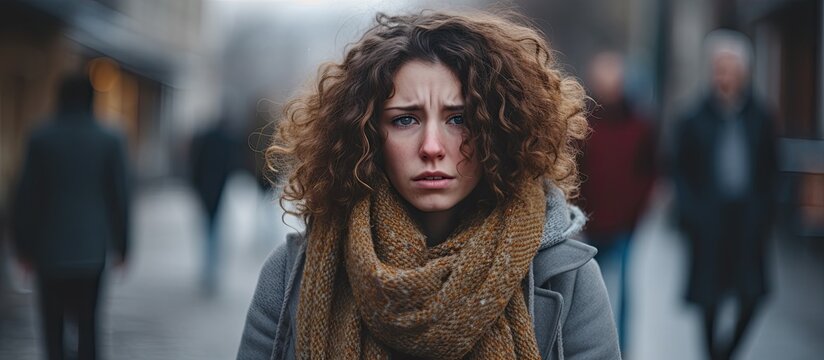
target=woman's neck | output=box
[408,190,483,247]
[415,208,459,247]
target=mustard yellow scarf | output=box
[296,180,546,359]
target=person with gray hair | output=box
[672,29,778,360]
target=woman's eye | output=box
[392,116,418,127]
[447,115,465,125]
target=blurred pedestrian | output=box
[12,74,130,360]
[244,105,283,249]
[579,51,656,352]
[238,10,621,360]
[672,30,778,360]
[189,118,241,296]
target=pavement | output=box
[628,185,824,359]
[1,176,822,359]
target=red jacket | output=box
[579,102,656,239]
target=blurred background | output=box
[0,0,821,359]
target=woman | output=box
[238,10,620,360]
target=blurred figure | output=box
[579,51,656,352]
[12,74,130,360]
[244,107,280,249]
[245,105,276,193]
[672,30,778,360]
[189,118,241,296]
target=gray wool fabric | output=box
[540,184,587,250]
[238,185,621,360]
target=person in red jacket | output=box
[579,51,656,352]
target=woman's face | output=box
[379,60,482,213]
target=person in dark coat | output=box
[12,74,130,360]
[579,51,656,352]
[190,119,241,295]
[672,30,778,360]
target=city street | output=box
[1,175,822,359]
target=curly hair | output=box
[267,10,589,225]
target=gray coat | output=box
[238,187,621,359]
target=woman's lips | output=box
[413,177,453,189]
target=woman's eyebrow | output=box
[383,104,421,112]
[383,104,465,111]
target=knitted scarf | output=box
[296,179,546,359]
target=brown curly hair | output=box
[267,10,589,225]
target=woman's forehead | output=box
[384,60,463,108]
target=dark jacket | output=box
[190,123,241,221]
[672,90,777,306]
[13,111,130,276]
[237,186,621,360]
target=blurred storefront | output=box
[0,3,66,218]
[0,0,207,292]
[743,0,823,238]
[0,0,203,216]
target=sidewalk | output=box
[628,184,824,359]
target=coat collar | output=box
[539,182,586,251]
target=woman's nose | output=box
[419,123,446,160]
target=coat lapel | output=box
[528,239,597,359]
[533,287,564,358]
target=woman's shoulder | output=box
[246,232,307,330]
[533,238,597,284]
[260,232,306,279]
[240,233,306,359]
